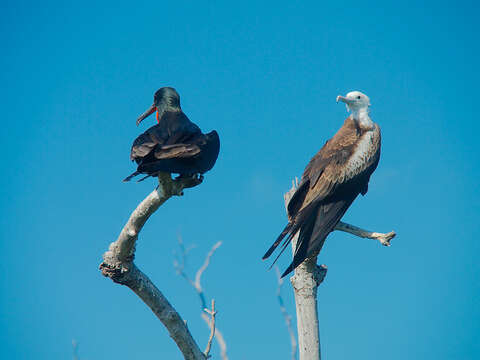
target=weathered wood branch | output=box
[284,183,326,360]
[204,299,217,358]
[275,266,298,360]
[174,239,229,360]
[99,172,206,360]
[335,221,396,246]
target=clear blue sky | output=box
[1,1,479,359]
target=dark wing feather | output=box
[130,111,201,161]
[280,197,354,277]
[265,121,381,277]
[130,132,158,160]
[154,143,202,159]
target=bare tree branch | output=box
[335,222,396,246]
[72,340,79,360]
[99,172,206,360]
[195,242,222,301]
[174,240,229,360]
[201,313,228,360]
[285,182,325,360]
[204,299,217,358]
[274,266,297,360]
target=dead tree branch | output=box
[99,172,206,360]
[275,266,297,360]
[72,340,79,360]
[204,299,217,358]
[174,240,229,360]
[284,182,326,360]
[335,222,396,246]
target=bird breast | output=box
[343,125,380,180]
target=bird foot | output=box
[175,173,204,189]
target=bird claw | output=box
[176,173,204,189]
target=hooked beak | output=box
[336,95,353,105]
[136,103,157,126]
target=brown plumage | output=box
[263,91,381,277]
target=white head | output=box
[336,91,372,126]
[336,91,370,112]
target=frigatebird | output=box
[123,87,220,182]
[263,91,381,278]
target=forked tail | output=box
[122,171,140,182]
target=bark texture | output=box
[284,183,326,360]
[99,173,206,360]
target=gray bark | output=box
[284,183,326,360]
[99,173,206,360]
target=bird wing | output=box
[154,142,202,159]
[290,122,381,217]
[280,197,355,277]
[130,131,159,160]
[130,112,201,161]
[264,121,381,274]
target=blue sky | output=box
[1,0,479,359]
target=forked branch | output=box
[99,173,206,360]
[174,239,229,360]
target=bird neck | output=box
[351,108,373,129]
[163,105,181,113]
[157,104,182,121]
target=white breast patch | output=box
[344,129,377,180]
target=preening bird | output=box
[263,91,381,278]
[123,87,220,182]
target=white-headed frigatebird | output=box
[263,91,381,278]
[123,87,220,183]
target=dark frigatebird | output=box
[123,87,220,182]
[263,91,381,278]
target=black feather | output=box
[123,171,140,182]
[124,88,220,182]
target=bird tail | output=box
[123,171,140,182]
[261,221,304,273]
[262,200,322,277]
[280,198,355,278]
[262,222,293,260]
[136,174,152,182]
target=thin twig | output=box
[194,241,222,307]
[204,299,217,358]
[174,239,229,360]
[72,339,79,360]
[275,266,297,360]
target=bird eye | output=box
[357,96,361,99]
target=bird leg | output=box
[334,221,396,246]
[174,173,204,189]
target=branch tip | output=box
[204,299,216,358]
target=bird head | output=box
[336,91,370,113]
[136,87,181,126]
